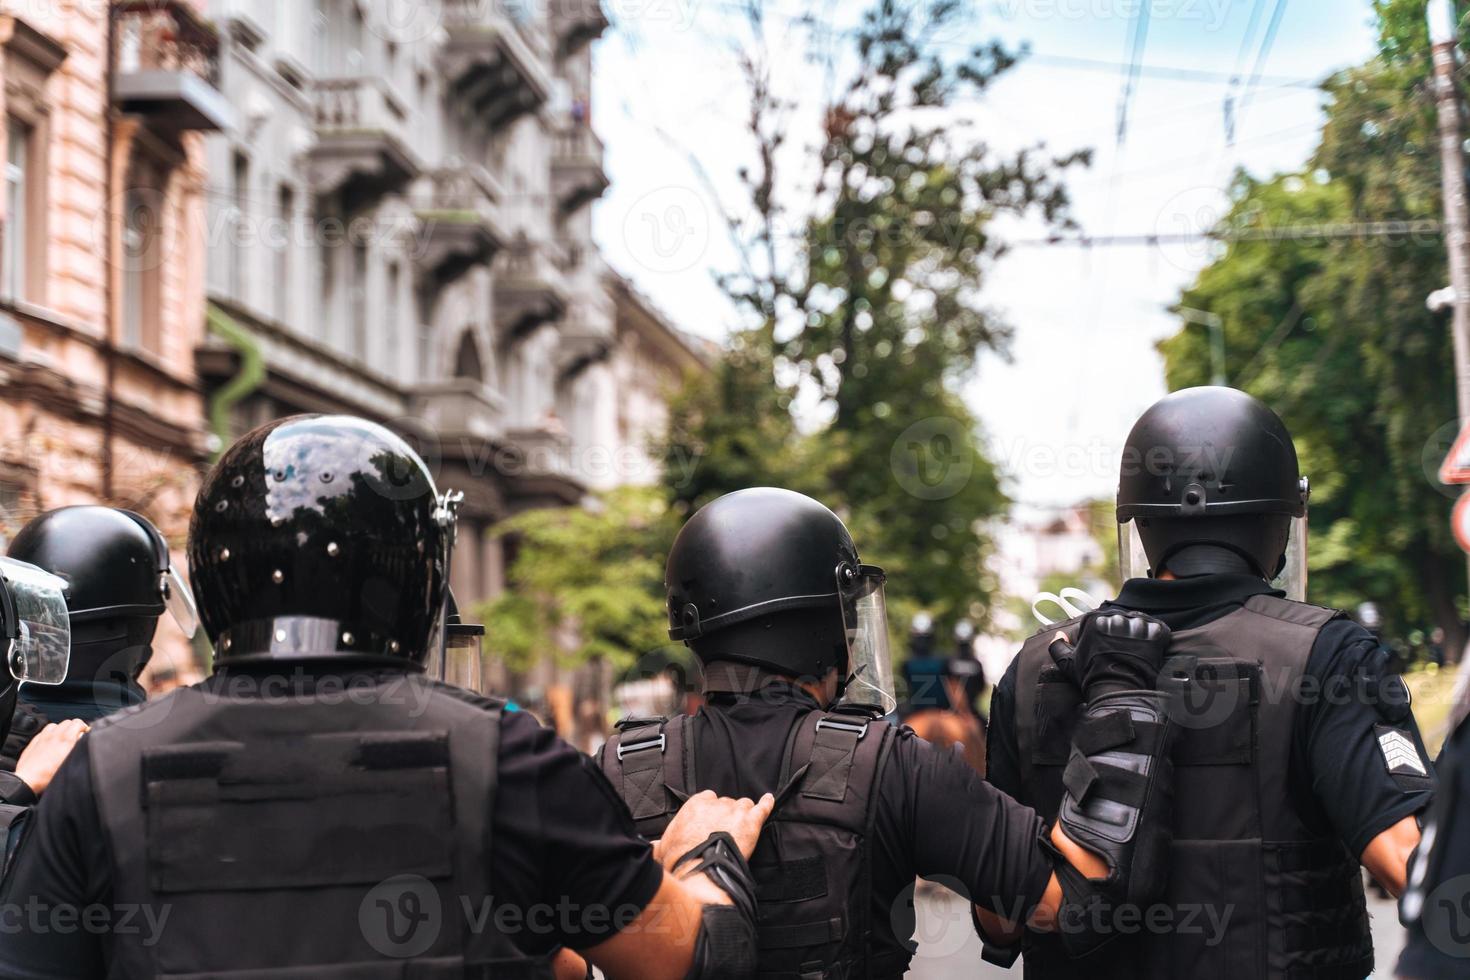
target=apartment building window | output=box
[231,152,249,301]
[384,260,400,368]
[350,240,368,361]
[122,159,164,353]
[2,120,29,303]
[275,184,294,322]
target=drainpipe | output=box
[205,303,265,460]
[102,3,118,500]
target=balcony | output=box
[556,291,615,382]
[308,77,423,202]
[552,127,608,216]
[500,425,585,507]
[111,0,233,132]
[415,165,509,286]
[411,379,505,443]
[441,0,552,131]
[549,0,609,58]
[494,239,569,340]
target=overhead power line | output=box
[1009,219,1443,248]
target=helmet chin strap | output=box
[1157,543,1266,580]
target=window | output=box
[122,159,163,353]
[385,260,400,369]
[231,152,248,301]
[350,240,368,360]
[454,330,484,381]
[275,184,293,322]
[2,119,29,303]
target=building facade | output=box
[0,0,228,679]
[199,0,710,717]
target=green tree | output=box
[479,487,679,673]
[1158,0,1465,649]
[665,0,1087,631]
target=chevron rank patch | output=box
[1376,726,1428,778]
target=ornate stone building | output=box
[198,0,709,709]
[0,0,228,678]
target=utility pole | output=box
[1176,307,1226,386]
[1429,0,1470,665]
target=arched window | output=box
[453,330,483,381]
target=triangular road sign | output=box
[1442,422,1470,484]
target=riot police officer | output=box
[0,506,198,769]
[987,387,1434,977]
[600,486,1182,977]
[0,416,769,979]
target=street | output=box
[905,882,1407,978]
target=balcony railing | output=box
[441,0,552,130]
[415,165,508,283]
[111,0,232,131]
[495,239,570,339]
[551,126,607,215]
[308,77,421,198]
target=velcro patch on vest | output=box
[753,855,828,904]
[1375,726,1431,788]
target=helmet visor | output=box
[162,566,199,639]
[1117,516,1309,602]
[1,558,71,685]
[836,564,897,714]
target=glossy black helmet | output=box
[189,415,456,667]
[1117,387,1308,578]
[666,488,891,697]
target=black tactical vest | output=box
[600,695,902,979]
[87,673,554,978]
[1010,594,1372,979]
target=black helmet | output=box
[8,507,185,683]
[666,488,857,680]
[9,507,170,622]
[1117,387,1308,578]
[189,415,455,667]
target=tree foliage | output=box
[667,0,1087,636]
[1158,0,1465,647]
[480,487,679,673]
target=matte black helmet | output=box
[8,506,184,684]
[666,488,856,679]
[8,507,169,622]
[1117,387,1308,578]
[189,415,453,667]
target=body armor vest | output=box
[600,698,903,979]
[1011,594,1371,979]
[87,673,553,978]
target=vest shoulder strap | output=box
[602,715,690,839]
[780,710,893,828]
[1241,593,1342,630]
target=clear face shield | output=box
[442,623,484,692]
[0,557,71,685]
[161,565,199,639]
[1117,515,1309,602]
[836,563,897,715]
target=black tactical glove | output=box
[1049,610,1172,699]
[1047,688,1176,957]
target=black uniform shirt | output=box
[689,681,1055,958]
[988,575,1435,860]
[0,669,663,979]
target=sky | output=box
[587,0,1384,512]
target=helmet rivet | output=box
[218,547,231,562]
[274,629,286,642]
[214,499,228,513]
[320,472,333,483]
[389,640,401,653]
[271,569,284,584]
[1185,490,1201,505]
[341,631,354,646]
[273,470,286,482]
[231,475,244,488]
[221,636,232,651]
[326,542,340,557]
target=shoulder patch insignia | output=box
[1377,728,1428,777]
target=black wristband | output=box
[673,831,759,924]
